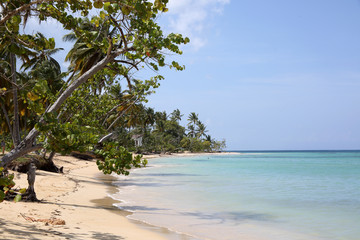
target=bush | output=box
[0,167,26,202]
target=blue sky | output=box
[27,0,360,150]
[145,0,360,150]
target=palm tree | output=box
[187,112,198,138]
[22,32,63,70]
[187,124,195,139]
[0,39,28,147]
[0,31,40,146]
[205,134,213,143]
[0,51,14,140]
[196,121,208,139]
[170,109,183,123]
[140,106,155,133]
[28,59,64,94]
[63,18,110,76]
[154,111,167,133]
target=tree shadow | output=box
[0,218,125,239]
[0,218,82,240]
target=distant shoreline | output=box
[227,149,360,152]
[142,151,241,160]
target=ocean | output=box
[111,151,360,240]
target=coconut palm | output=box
[21,33,63,72]
[187,112,198,138]
[196,121,208,139]
[154,111,167,133]
[0,34,41,145]
[139,106,155,133]
[63,18,109,76]
[170,109,183,123]
[187,124,195,138]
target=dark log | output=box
[41,151,63,173]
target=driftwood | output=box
[20,213,66,225]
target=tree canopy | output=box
[0,0,189,172]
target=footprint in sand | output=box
[52,209,61,216]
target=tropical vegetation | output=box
[0,0,225,201]
[112,108,226,154]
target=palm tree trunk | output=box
[0,100,14,146]
[10,52,20,147]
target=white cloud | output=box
[164,0,230,50]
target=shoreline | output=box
[0,152,236,240]
[0,154,168,239]
[107,151,241,240]
[93,165,197,240]
[97,151,240,240]
[106,151,327,240]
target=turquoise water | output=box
[112,151,360,240]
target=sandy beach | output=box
[0,152,237,240]
[0,154,174,240]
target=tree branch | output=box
[0,0,53,26]
[114,60,139,70]
[0,47,133,167]
[109,15,128,50]
[0,144,43,168]
[106,97,139,131]
[101,96,137,126]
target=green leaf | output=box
[154,0,160,8]
[0,178,7,187]
[19,188,27,194]
[93,1,103,9]
[100,11,106,19]
[48,38,55,49]
[122,6,131,15]
[0,190,4,202]
[13,15,21,24]
[103,2,113,13]
[14,194,22,203]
